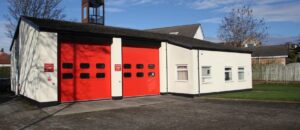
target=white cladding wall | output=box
[199,50,252,93]
[14,21,58,102]
[194,26,204,40]
[111,38,123,97]
[159,42,167,93]
[167,44,199,94]
[11,40,17,93]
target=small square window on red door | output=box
[96,73,105,78]
[80,63,90,69]
[136,64,144,69]
[63,73,73,79]
[148,64,155,69]
[124,64,131,69]
[124,72,131,77]
[63,63,73,69]
[136,72,144,77]
[96,63,105,69]
[148,72,155,77]
[80,73,90,79]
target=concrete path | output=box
[42,95,187,116]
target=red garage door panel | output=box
[75,43,111,101]
[60,42,75,102]
[122,44,160,97]
[60,42,111,102]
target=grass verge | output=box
[206,83,300,101]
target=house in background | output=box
[0,48,10,67]
[251,45,289,65]
[242,38,262,48]
[146,24,204,40]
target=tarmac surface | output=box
[0,94,300,130]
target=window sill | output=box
[202,82,212,84]
[238,80,246,82]
[176,80,189,82]
[225,81,233,83]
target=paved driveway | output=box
[0,95,300,130]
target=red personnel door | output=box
[60,42,111,102]
[122,43,160,97]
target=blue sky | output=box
[0,0,300,52]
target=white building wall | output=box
[16,20,58,103]
[111,38,123,97]
[159,42,167,93]
[10,40,17,93]
[194,26,204,40]
[167,44,198,95]
[199,50,252,94]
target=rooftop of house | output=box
[145,24,201,38]
[251,44,289,57]
[11,16,251,53]
[0,48,11,64]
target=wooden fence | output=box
[252,63,300,82]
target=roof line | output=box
[10,16,251,53]
[145,23,201,31]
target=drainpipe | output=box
[197,50,200,95]
[166,43,168,93]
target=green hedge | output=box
[0,67,10,78]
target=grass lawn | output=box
[206,83,300,101]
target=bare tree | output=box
[218,6,268,47]
[5,0,66,38]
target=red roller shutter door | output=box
[60,42,111,102]
[122,43,160,97]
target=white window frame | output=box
[225,67,232,82]
[202,66,212,84]
[176,64,188,82]
[238,67,245,81]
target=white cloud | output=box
[199,17,222,24]
[253,1,300,22]
[194,0,300,23]
[106,7,125,13]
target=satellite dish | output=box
[88,0,104,8]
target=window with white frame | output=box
[202,66,211,83]
[177,65,188,81]
[225,67,232,81]
[238,67,245,81]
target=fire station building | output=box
[9,16,252,104]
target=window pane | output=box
[148,72,155,77]
[178,71,188,80]
[80,73,90,79]
[136,72,144,77]
[225,68,231,71]
[63,63,73,69]
[177,66,187,69]
[96,73,105,78]
[124,73,131,78]
[80,63,90,69]
[136,64,144,69]
[96,63,105,69]
[148,64,155,69]
[62,73,73,79]
[124,64,131,69]
[225,72,232,81]
[202,67,211,76]
[239,72,244,80]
